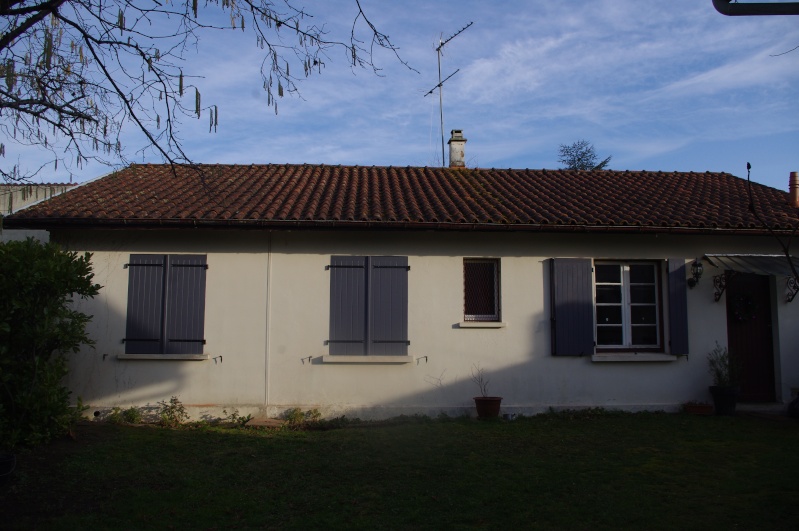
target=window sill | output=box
[322,355,414,364]
[117,354,210,361]
[591,353,677,363]
[458,322,507,329]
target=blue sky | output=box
[23,1,799,191]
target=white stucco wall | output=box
[54,229,799,419]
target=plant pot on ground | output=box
[0,452,16,482]
[682,401,714,415]
[707,342,740,416]
[471,364,502,419]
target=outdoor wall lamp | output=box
[687,259,703,289]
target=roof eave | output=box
[4,217,790,237]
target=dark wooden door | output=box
[725,273,775,402]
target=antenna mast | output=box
[425,21,473,167]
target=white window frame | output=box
[594,261,661,350]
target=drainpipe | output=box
[265,231,272,413]
[712,0,799,16]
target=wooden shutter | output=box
[370,256,409,356]
[329,256,367,355]
[125,254,166,354]
[165,255,207,354]
[668,258,689,356]
[550,258,594,356]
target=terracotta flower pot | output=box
[473,396,502,418]
[683,402,714,416]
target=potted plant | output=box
[707,342,740,416]
[471,364,502,418]
[682,401,714,416]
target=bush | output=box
[158,396,189,427]
[0,238,101,449]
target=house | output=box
[6,132,799,419]
[1,183,74,242]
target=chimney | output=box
[448,129,467,168]
[791,172,799,208]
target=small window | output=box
[595,262,661,349]
[464,258,500,321]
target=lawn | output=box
[3,411,799,530]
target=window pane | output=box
[630,305,656,324]
[596,305,622,325]
[595,264,620,283]
[630,285,656,304]
[464,260,497,319]
[597,326,623,345]
[632,325,658,346]
[596,285,621,304]
[630,264,655,283]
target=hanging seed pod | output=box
[44,30,53,70]
[5,60,15,91]
[0,143,4,157]
[179,70,184,96]
[286,61,289,77]
[195,88,201,118]
[157,114,161,129]
[241,16,245,31]
[193,0,198,18]
[278,80,283,97]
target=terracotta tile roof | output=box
[5,164,798,234]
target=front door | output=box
[725,272,775,402]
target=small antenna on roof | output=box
[424,21,473,167]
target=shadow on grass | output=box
[3,412,799,530]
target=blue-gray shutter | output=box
[329,256,367,355]
[550,258,594,356]
[370,256,409,356]
[165,255,207,354]
[668,259,689,355]
[125,254,166,354]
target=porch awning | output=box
[704,254,799,277]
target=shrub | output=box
[0,238,101,449]
[158,396,189,427]
[283,407,322,429]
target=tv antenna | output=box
[424,21,473,167]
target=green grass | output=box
[3,411,799,530]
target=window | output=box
[328,256,409,356]
[124,254,207,354]
[550,258,688,357]
[595,262,660,349]
[464,258,500,321]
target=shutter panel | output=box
[164,255,207,354]
[668,258,689,355]
[550,258,594,356]
[370,256,409,356]
[125,254,166,354]
[329,256,367,355]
